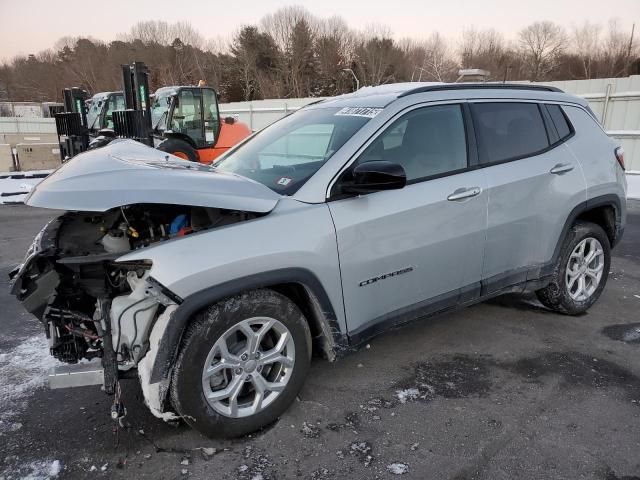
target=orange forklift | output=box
[81,62,251,163]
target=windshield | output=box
[151,89,174,128]
[214,107,375,194]
[86,93,108,130]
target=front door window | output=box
[172,89,204,147]
[202,89,220,146]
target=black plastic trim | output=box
[348,284,471,346]
[540,103,559,144]
[462,103,480,167]
[543,103,576,146]
[149,268,344,384]
[398,83,563,98]
[347,269,550,348]
[547,194,623,268]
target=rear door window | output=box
[471,102,550,164]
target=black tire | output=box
[536,221,611,315]
[170,289,311,438]
[157,138,199,162]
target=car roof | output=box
[306,82,587,109]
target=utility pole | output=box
[626,23,636,74]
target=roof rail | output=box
[397,83,563,98]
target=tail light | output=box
[615,147,625,170]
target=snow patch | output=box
[627,173,640,200]
[387,463,409,475]
[395,388,419,404]
[0,335,59,433]
[48,460,62,477]
[0,170,51,204]
[9,459,62,479]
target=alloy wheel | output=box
[565,237,605,302]
[201,317,295,418]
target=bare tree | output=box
[459,28,510,79]
[354,27,405,86]
[418,33,458,82]
[519,21,567,81]
[573,21,601,79]
[260,6,316,52]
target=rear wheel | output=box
[170,289,311,438]
[157,138,198,162]
[536,221,610,315]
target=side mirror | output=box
[343,161,406,194]
[224,116,235,125]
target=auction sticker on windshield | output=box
[335,107,383,118]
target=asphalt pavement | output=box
[0,203,639,480]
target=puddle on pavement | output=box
[602,323,640,344]
[395,354,493,402]
[504,351,640,400]
[392,351,640,406]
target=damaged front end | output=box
[9,140,280,419]
[10,205,261,398]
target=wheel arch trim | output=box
[148,268,345,384]
[544,193,623,277]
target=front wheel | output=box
[170,289,311,438]
[536,221,611,315]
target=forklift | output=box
[54,87,91,160]
[101,61,251,163]
[55,62,251,163]
[54,88,125,160]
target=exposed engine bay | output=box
[10,203,259,372]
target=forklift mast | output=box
[55,87,90,161]
[62,87,89,126]
[114,62,153,145]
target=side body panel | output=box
[328,169,488,336]
[480,143,587,290]
[563,105,627,227]
[118,198,347,334]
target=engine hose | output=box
[114,297,148,361]
[131,302,158,355]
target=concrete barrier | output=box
[1,133,58,147]
[0,144,14,171]
[16,143,61,171]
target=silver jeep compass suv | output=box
[10,83,627,437]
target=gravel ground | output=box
[1,202,639,480]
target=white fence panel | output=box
[0,117,57,134]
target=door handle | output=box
[550,163,574,174]
[447,187,481,201]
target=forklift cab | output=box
[86,92,125,133]
[151,86,221,149]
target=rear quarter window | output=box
[547,104,573,140]
[471,102,550,164]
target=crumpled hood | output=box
[25,139,281,213]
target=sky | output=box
[0,0,638,61]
